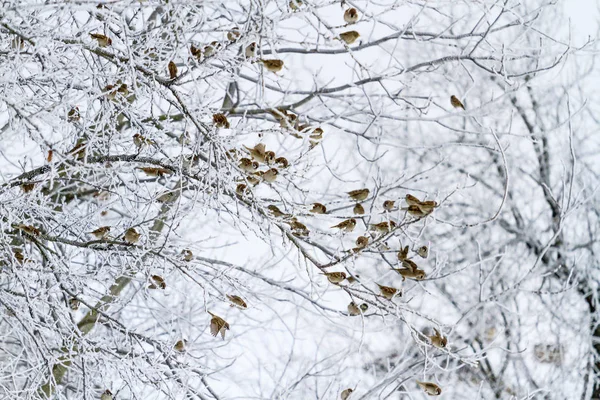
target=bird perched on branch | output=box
[427,328,447,349]
[353,203,365,215]
[168,61,178,80]
[89,226,110,239]
[148,275,166,289]
[338,31,360,44]
[239,158,259,173]
[450,95,465,110]
[289,0,303,10]
[226,294,248,309]
[245,42,257,59]
[377,284,400,300]
[123,228,140,244]
[227,27,240,42]
[310,203,327,214]
[133,133,155,149]
[416,381,442,396]
[90,33,111,47]
[267,205,289,218]
[370,221,396,234]
[322,271,347,284]
[343,8,359,24]
[174,339,187,352]
[260,59,284,72]
[347,188,369,201]
[417,245,429,258]
[341,388,354,399]
[383,200,395,211]
[331,218,357,233]
[100,389,113,400]
[213,113,230,128]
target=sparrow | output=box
[450,95,465,110]
[156,191,177,203]
[338,31,360,45]
[227,294,248,309]
[174,339,187,352]
[377,284,400,300]
[395,268,426,280]
[168,61,178,80]
[181,249,193,261]
[347,188,369,201]
[247,174,261,186]
[341,388,354,400]
[416,381,442,396]
[208,311,230,339]
[262,168,279,183]
[213,113,230,128]
[401,259,419,271]
[264,151,276,164]
[406,205,432,218]
[288,218,310,236]
[67,107,80,122]
[331,218,357,233]
[369,221,396,234]
[427,328,447,349]
[47,150,53,162]
[343,8,359,24]
[90,33,111,47]
[405,194,422,206]
[359,303,368,312]
[190,44,202,58]
[310,203,327,214]
[148,275,166,289]
[417,245,429,259]
[245,42,257,58]
[275,157,289,168]
[397,245,409,261]
[123,228,140,244]
[227,27,240,42]
[383,200,395,211]
[289,0,303,10]
[348,302,361,316]
[353,203,365,215]
[16,224,41,236]
[138,167,171,177]
[309,127,324,141]
[67,139,86,160]
[133,133,155,149]
[20,183,35,193]
[100,389,113,400]
[355,236,369,249]
[239,158,259,173]
[244,143,267,163]
[267,205,289,218]
[69,298,80,310]
[236,184,248,196]
[117,82,128,97]
[322,271,347,284]
[90,226,110,239]
[12,249,25,264]
[203,41,221,57]
[260,59,284,72]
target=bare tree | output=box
[0,0,595,399]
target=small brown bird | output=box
[427,328,447,349]
[264,151,276,164]
[244,143,267,163]
[168,61,178,80]
[417,245,429,259]
[67,107,80,122]
[355,236,369,249]
[260,59,284,72]
[190,44,202,58]
[353,203,365,215]
[123,228,140,244]
[360,303,368,312]
[267,205,289,218]
[12,249,25,264]
[340,388,354,400]
[148,275,166,289]
[402,259,419,272]
[322,271,347,284]
[397,245,409,261]
[90,33,112,47]
[309,127,324,141]
[227,27,241,42]
[174,339,187,352]
[370,221,396,234]
[310,203,327,214]
[383,200,395,211]
[331,218,357,233]
[203,41,221,58]
[395,268,426,280]
[418,200,438,212]
[275,157,289,168]
[405,194,422,206]
[239,158,259,173]
[406,205,432,218]
[181,249,194,261]
[69,298,80,311]
[236,184,248,196]
[245,42,257,58]
[100,389,113,400]
[16,224,41,236]
[249,172,262,185]
[377,284,400,300]
[348,302,361,316]
[133,133,155,149]
[289,0,303,10]
[138,167,171,177]
[226,294,248,309]
[450,95,465,110]
[156,191,177,203]
[90,226,110,239]
[416,381,442,396]
[262,168,279,183]
[343,7,359,24]
[208,311,230,339]
[117,82,128,97]
[347,188,369,201]
[20,183,35,193]
[290,221,310,237]
[213,113,230,128]
[338,31,360,45]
